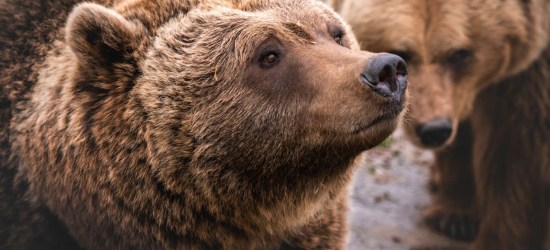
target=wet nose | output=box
[416,117,453,147]
[361,54,408,102]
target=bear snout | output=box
[415,117,453,147]
[361,53,408,103]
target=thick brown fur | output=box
[333,0,550,249]
[0,0,407,249]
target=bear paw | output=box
[423,203,479,242]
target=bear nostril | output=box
[415,118,453,147]
[362,54,408,99]
[377,65,392,89]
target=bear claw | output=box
[423,206,479,242]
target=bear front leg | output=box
[280,195,349,250]
[470,137,547,250]
[469,76,549,250]
[423,121,479,242]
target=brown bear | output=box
[330,0,550,249]
[0,0,409,249]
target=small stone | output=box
[374,170,392,184]
[374,192,390,203]
[391,235,401,243]
[367,166,376,174]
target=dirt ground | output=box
[346,128,470,250]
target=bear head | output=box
[337,0,550,148]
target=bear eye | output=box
[389,51,412,62]
[327,23,346,47]
[264,53,278,63]
[447,49,472,64]
[334,36,344,46]
[259,51,280,67]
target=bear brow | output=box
[282,22,313,42]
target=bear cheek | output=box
[450,46,507,121]
[449,71,484,124]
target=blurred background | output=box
[347,128,469,250]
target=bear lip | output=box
[351,109,402,134]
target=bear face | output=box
[135,3,408,241]
[138,5,408,190]
[10,0,407,249]
[337,0,550,148]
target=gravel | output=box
[347,128,470,250]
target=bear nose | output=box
[415,117,453,147]
[361,54,408,102]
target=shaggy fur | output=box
[0,0,407,249]
[331,0,550,249]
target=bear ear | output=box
[66,3,146,65]
[326,0,345,12]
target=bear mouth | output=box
[351,110,402,134]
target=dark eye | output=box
[389,51,412,62]
[264,53,278,63]
[327,23,345,47]
[259,51,279,67]
[447,49,472,64]
[334,36,344,46]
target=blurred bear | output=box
[331,0,550,249]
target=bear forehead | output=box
[344,0,533,60]
[167,2,344,36]
[149,3,350,56]
[114,0,344,32]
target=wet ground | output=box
[347,128,470,250]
